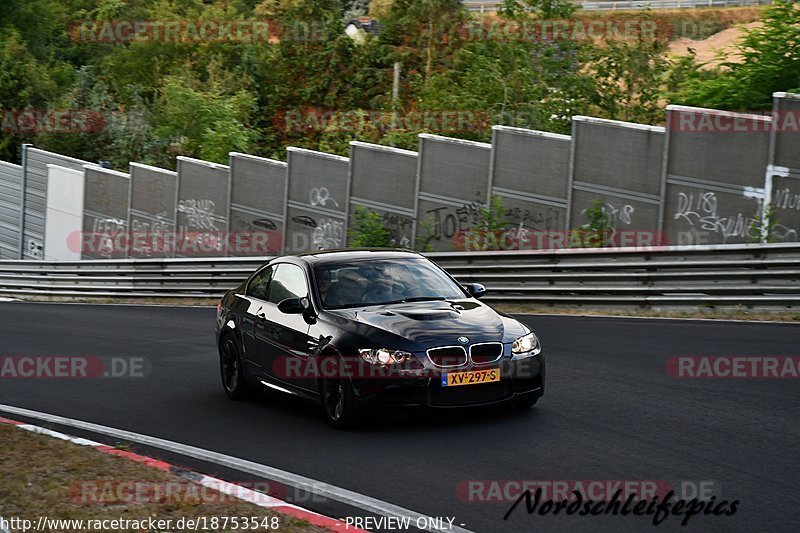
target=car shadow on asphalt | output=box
[245,388,540,433]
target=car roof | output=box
[292,248,423,266]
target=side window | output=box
[246,266,273,300]
[268,264,308,304]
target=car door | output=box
[240,265,273,374]
[255,263,314,390]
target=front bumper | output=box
[350,353,545,410]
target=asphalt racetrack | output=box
[1,302,798,532]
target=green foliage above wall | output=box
[0,0,790,167]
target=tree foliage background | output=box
[0,0,796,168]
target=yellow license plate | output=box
[441,368,500,387]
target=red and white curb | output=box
[0,416,366,532]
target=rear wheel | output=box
[321,372,358,429]
[220,336,261,400]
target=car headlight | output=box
[512,332,541,357]
[358,348,413,365]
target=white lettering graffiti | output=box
[309,187,339,208]
[673,191,760,242]
[178,199,218,230]
[312,218,343,249]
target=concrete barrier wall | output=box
[490,126,569,250]
[9,93,800,259]
[765,92,800,242]
[662,105,772,246]
[347,141,418,248]
[416,134,492,251]
[285,147,349,253]
[21,146,90,259]
[81,166,130,260]
[569,117,665,246]
[229,153,287,256]
[175,156,230,258]
[767,167,800,242]
[771,93,800,172]
[0,161,22,259]
[129,163,178,259]
[44,165,84,261]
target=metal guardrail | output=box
[0,243,798,309]
[465,0,770,12]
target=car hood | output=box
[325,299,509,350]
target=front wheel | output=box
[220,336,261,400]
[321,374,358,429]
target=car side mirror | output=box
[278,297,310,314]
[464,283,486,299]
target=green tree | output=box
[379,0,467,78]
[668,1,800,110]
[498,0,577,20]
[589,29,670,124]
[105,89,162,169]
[0,31,56,161]
[155,75,258,165]
[34,66,119,165]
[414,38,592,137]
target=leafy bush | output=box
[347,204,393,247]
[570,198,613,248]
[498,0,577,20]
[749,204,778,244]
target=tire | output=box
[219,335,261,401]
[321,371,359,429]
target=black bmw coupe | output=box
[215,249,545,428]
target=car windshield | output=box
[313,258,466,309]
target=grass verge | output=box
[0,424,325,533]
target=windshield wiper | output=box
[401,296,447,302]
